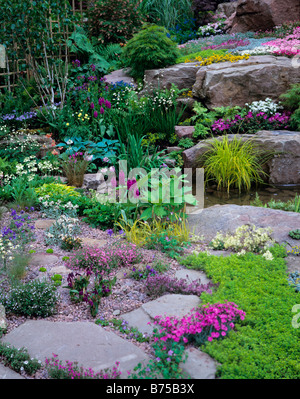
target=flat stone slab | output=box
[80,237,107,248]
[188,204,300,247]
[30,253,59,267]
[48,265,72,275]
[0,364,25,379]
[175,269,211,286]
[121,308,154,335]
[34,219,56,229]
[1,321,149,378]
[141,294,201,320]
[104,68,136,87]
[181,347,217,379]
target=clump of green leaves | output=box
[289,229,300,240]
[121,24,180,80]
[96,317,150,343]
[0,342,42,375]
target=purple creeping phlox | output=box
[45,354,121,379]
[152,302,245,344]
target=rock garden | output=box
[0,0,300,381]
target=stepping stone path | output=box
[34,219,56,230]
[30,253,59,267]
[0,261,217,379]
[79,237,107,248]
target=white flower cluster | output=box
[39,196,78,219]
[246,98,283,115]
[0,237,19,262]
[210,224,274,254]
[236,45,277,56]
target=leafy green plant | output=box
[88,0,144,44]
[1,279,58,318]
[60,236,82,251]
[51,274,63,287]
[280,84,300,130]
[289,229,300,240]
[96,318,150,343]
[121,24,180,80]
[0,342,42,375]
[199,136,268,193]
[178,137,194,149]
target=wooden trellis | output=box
[0,0,89,92]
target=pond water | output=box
[186,184,300,213]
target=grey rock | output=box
[141,294,201,320]
[188,204,300,246]
[183,130,300,185]
[104,68,137,87]
[0,364,25,379]
[34,219,56,230]
[121,308,154,335]
[175,269,212,285]
[175,125,195,139]
[192,56,300,110]
[1,321,149,377]
[30,253,59,267]
[181,347,217,379]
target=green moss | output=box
[180,249,300,379]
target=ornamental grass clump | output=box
[153,302,245,345]
[199,136,267,193]
[145,274,216,298]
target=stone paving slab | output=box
[175,269,211,286]
[180,347,217,379]
[141,294,201,320]
[1,321,149,378]
[79,237,107,248]
[121,308,154,335]
[0,363,25,379]
[30,253,59,267]
[34,219,56,230]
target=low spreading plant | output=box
[45,353,121,379]
[289,229,300,240]
[45,215,81,247]
[179,250,300,378]
[0,279,59,318]
[0,342,42,375]
[209,224,274,255]
[96,317,150,343]
[64,242,141,274]
[144,273,216,299]
[288,271,300,292]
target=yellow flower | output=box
[66,123,69,126]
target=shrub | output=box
[1,279,58,317]
[180,251,300,378]
[121,24,180,80]
[88,0,144,44]
[45,215,81,247]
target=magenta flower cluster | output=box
[152,302,245,344]
[201,38,250,51]
[45,354,121,379]
[212,111,290,134]
[263,26,300,57]
[64,242,141,273]
[91,97,112,118]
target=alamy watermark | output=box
[292,304,300,328]
[93,161,204,209]
[291,45,300,69]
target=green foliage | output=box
[199,136,267,193]
[82,202,118,230]
[129,339,189,379]
[180,250,300,378]
[251,193,300,213]
[279,84,300,130]
[140,0,193,31]
[121,24,180,80]
[88,0,144,44]
[176,49,227,64]
[178,137,194,149]
[0,342,42,375]
[145,230,190,258]
[289,229,300,240]
[1,279,58,318]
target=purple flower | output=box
[106,229,114,237]
[94,111,98,118]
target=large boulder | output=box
[226,0,300,33]
[187,204,300,247]
[143,62,199,92]
[192,55,300,110]
[183,130,300,185]
[216,1,238,17]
